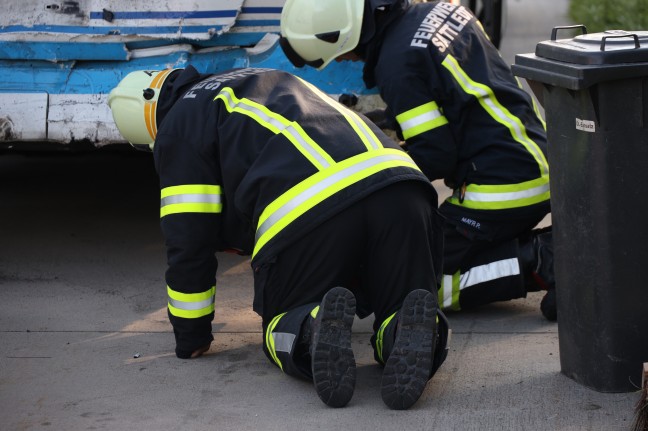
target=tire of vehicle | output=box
[469,0,504,48]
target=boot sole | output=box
[381,289,437,410]
[311,287,357,408]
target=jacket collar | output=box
[360,0,409,88]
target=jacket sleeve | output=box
[377,72,458,182]
[154,129,223,358]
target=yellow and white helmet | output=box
[279,0,364,70]
[107,69,176,149]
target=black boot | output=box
[540,288,557,322]
[535,229,556,321]
[310,287,357,408]
[381,289,437,410]
[520,227,556,321]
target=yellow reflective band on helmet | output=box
[144,101,157,142]
[144,69,174,141]
[252,148,421,258]
[297,77,384,152]
[167,285,215,319]
[265,312,287,371]
[215,87,335,171]
[396,101,449,140]
[376,311,397,364]
[442,54,549,177]
[440,272,461,311]
[160,184,222,218]
[447,176,550,210]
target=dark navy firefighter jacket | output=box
[362,1,550,225]
[151,66,434,351]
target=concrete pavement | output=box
[0,167,639,430]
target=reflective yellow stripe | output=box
[265,312,287,371]
[442,54,549,177]
[447,176,550,209]
[514,77,547,131]
[396,101,449,140]
[160,184,222,218]
[310,305,320,319]
[297,77,384,152]
[252,148,421,258]
[475,19,489,40]
[214,87,335,171]
[376,312,397,364]
[439,272,462,311]
[167,285,215,319]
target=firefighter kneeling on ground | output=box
[107,66,450,410]
[280,0,556,320]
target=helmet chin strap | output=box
[278,37,306,68]
[279,36,325,69]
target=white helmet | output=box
[280,0,364,70]
[107,69,176,149]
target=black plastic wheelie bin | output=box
[512,26,648,393]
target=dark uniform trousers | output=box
[438,206,549,311]
[256,181,444,380]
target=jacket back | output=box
[154,67,433,269]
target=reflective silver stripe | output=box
[463,183,550,203]
[458,257,520,289]
[272,332,296,354]
[161,193,221,207]
[255,152,415,244]
[440,258,520,310]
[217,89,332,169]
[441,274,455,309]
[400,110,445,134]
[168,296,215,311]
[347,112,381,150]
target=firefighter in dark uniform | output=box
[107,66,450,409]
[280,0,556,320]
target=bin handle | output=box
[600,33,641,51]
[551,25,588,41]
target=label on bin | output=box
[576,118,596,133]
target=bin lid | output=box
[512,26,648,90]
[536,29,648,65]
